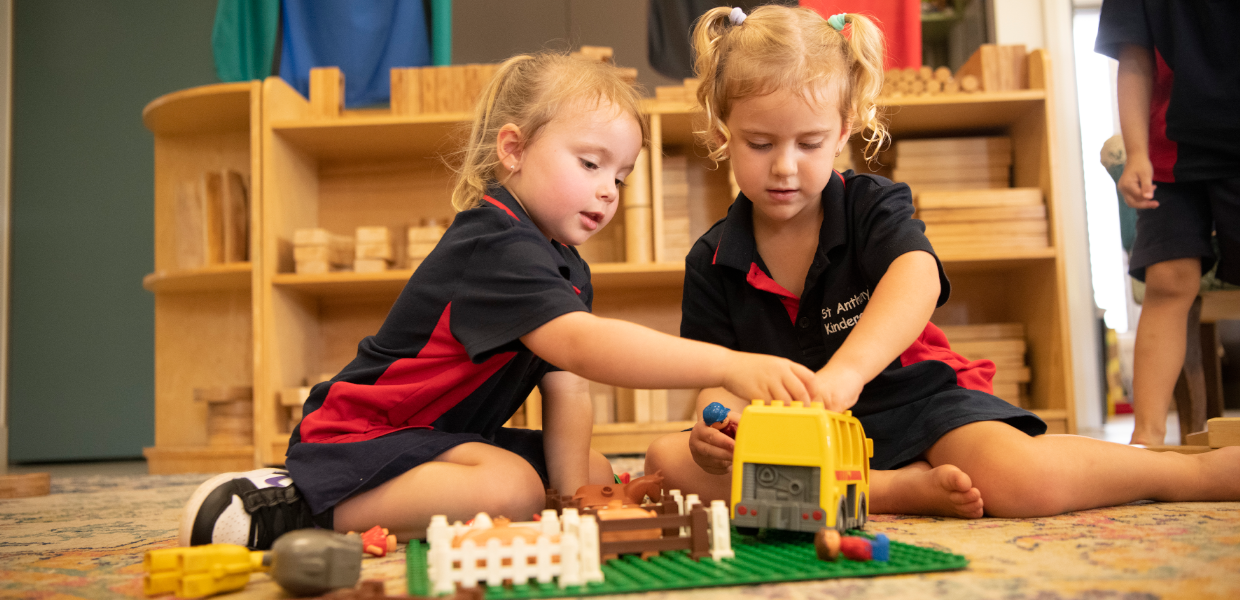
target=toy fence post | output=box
[485,538,504,587]
[540,509,560,537]
[579,515,603,583]
[559,528,581,588]
[562,508,580,536]
[683,493,701,537]
[689,505,710,561]
[511,537,529,585]
[535,536,555,584]
[427,516,456,595]
[460,540,479,589]
[709,500,735,560]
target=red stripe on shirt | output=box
[299,302,516,443]
[899,322,995,393]
[746,263,799,324]
[484,195,519,220]
[1149,49,1177,183]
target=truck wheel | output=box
[857,493,867,528]
[836,499,850,534]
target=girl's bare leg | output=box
[927,420,1240,517]
[1130,258,1200,445]
[646,431,983,518]
[333,443,614,541]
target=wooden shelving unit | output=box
[142,81,262,474]
[145,49,1074,473]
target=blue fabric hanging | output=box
[279,0,432,108]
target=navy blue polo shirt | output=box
[290,185,591,448]
[1095,0,1240,182]
[682,171,998,416]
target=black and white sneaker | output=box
[178,468,316,550]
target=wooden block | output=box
[930,234,1049,249]
[420,66,440,113]
[220,170,249,263]
[958,74,980,92]
[894,165,1011,184]
[933,66,953,82]
[896,151,1012,171]
[573,45,614,63]
[650,389,669,423]
[175,180,207,269]
[632,389,652,424]
[1206,417,1240,447]
[918,66,934,81]
[406,242,438,262]
[909,181,1009,194]
[0,473,51,499]
[993,366,1032,384]
[390,68,422,116]
[462,64,489,112]
[592,392,615,425]
[355,226,392,260]
[1186,430,1211,446]
[953,339,1027,359]
[194,386,253,403]
[896,136,1011,158]
[998,44,1028,90]
[943,79,960,94]
[353,258,390,273]
[295,259,330,274]
[1142,445,1215,454]
[656,86,687,102]
[309,67,344,118]
[956,44,1002,92]
[280,386,311,407]
[924,220,1047,238]
[525,387,542,429]
[917,205,1046,224]
[938,322,1026,341]
[992,382,1022,405]
[916,187,1043,210]
[614,388,635,423]
[440,65,469,113]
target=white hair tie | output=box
[729,7,747,26]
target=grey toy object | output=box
[269,529,364,596]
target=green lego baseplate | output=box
[405,528,968,598]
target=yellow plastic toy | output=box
[730,400,873,533]
[144,543,267,598]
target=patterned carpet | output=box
[2,469,1239,600]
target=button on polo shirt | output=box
[682,171,993,415]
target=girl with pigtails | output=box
[646,4,1240,518]
[179,51,820,549]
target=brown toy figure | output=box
[571,471,664,509]
[814,528,841,561]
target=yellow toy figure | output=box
[144,544,265,598]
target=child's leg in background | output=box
[927,421,1240,517]
[645,431,983,518]
[333,443,614,541]
[1130,256,1200,445]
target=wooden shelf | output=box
[937,247,1056,270]
[270,114,470,162]
[271,262,687,298]
[143,82,254,136]
[143,262,252,293]
[881,91,1045,137]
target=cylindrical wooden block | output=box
[934,66,953,82]
[943,79,960,94]
[918,66,933,81]
[624,207,653,263]
[208,400,253,447]
[959,75,980,93]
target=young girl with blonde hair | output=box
[179,51,818,549]
[646,4,1240,519]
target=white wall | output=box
[992,0,1104,432]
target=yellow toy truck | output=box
[729,400,873,533]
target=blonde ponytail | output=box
[837,14,889,160]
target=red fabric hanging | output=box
[800,0,922,69]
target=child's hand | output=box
[808,364,866,413]
[1118,156,1158,209]
[721,352,814,404]
[689,418,736,475]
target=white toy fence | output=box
[426,509,603,594]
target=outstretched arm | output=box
[521,311,814,404]
[811,250,940,411]
[539,370,593,496]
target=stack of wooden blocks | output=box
[939,323,1031,407]
[388,64,499,116]
[662,155,692,262]
[293,228,354,274]
[197,386,253,447]
[570,46,639,83]
[894,136,1012,193]
[916,188,1049,253]
[354,226,394,273]
[654,78,701,104]
[1184,418,1240,450]
[407,218,449,266]
[879,44,1027,99]
[175,170,249,270]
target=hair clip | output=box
[827,13,847,31]
[729,6,747,26]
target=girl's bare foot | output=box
[870,461,983,519]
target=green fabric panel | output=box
[213,0,280,82]
[431,0,452,66]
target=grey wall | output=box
[452,0,681,93]
[9,1,218,462]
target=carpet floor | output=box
[2,467,1239,600]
